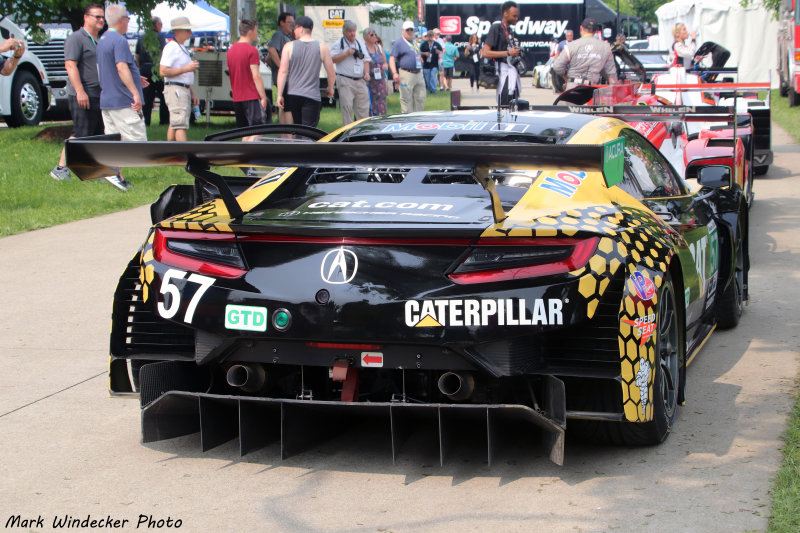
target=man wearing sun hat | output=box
[159,15,199,141]
[389,21,425,113]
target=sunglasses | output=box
[86,14,104,19]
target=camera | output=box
[507,36,521,67]
[353,49,364,60]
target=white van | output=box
[0,14,51,126]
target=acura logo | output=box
[320,247,358,284]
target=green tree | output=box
[0,0,178,33]
[602,0,672,24]
[741,0,780,20]
[204,0,415,39]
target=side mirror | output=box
[697,165,730,189]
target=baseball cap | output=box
[295,16,313,30]
[402,21,414,31]
[581,18,597,32]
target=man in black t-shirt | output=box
[482,1,521,106]
[420,31,442,93]
[135,16,168,126]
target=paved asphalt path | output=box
[0,82,798,532]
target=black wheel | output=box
[745,160,754,208]
[780,60,790,96]
[717,216,746,329]
[753,165,769,176]
[5,70,44,127]
[790,85,800,107]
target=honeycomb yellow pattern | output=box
[484,203,682,423]
[139,230,156,303]
[159,200,233,232]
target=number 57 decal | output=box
[157,268,215,323]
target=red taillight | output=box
[447,237,599,285]
[153,229,247,279]
[306,342,384,350]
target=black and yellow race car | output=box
[66,109,749,465]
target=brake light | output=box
[448,237,599,284]
[153,229,247,278]
[795,49,800,63]
[306,342,384,350]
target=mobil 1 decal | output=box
[405,298,564,327]
[537,170,588,199]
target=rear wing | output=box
[526,104,740,126]
[527,104,738,123]
[65,136,626,223]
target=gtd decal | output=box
[621,314,657,345]
[631,271,655,300]
[405,298,563,327]
[538,171,588,198]
[225,305,268,332]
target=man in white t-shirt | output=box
[159,16,199,141]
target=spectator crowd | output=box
[38,1,638,190]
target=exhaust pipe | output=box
[226,364,267,393]
[437,372,475,402]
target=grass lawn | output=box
[0,90,451,237]
[765,89,800,533]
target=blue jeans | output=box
[423,67,438,93]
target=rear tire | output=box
[619,272,682,444]
[571,272,683,445]
[790,86,800,107]
[753,165,769,176]
[717,216,746,329]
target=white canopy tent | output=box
[655,0,778,86]
[128,0,229,34]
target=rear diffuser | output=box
[142,379,567,466]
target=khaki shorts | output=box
[102,107,147,141]
[164,84,191,129]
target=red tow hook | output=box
[332,359,359,402]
